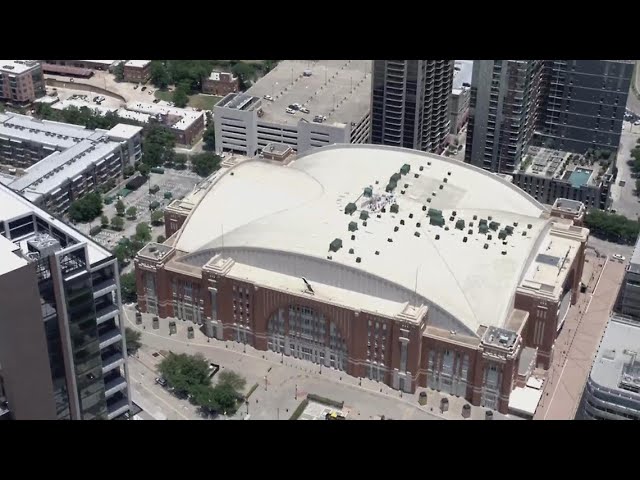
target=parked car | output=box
[613,254,625,262]
[155,377,168,387]
[141,86,147,91]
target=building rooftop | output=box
[0,234,27,276]
[124,60,151,69]
[552,198,584,215]
[0,183,111,264]
[81,60,118,67]
[125,102,203,131]
[516,146,611,187]
[590,315,640,396]
[452,60,473,93]
[209,71,236,81]
[0,60,40,75]
[51,98,117,116]
[0,113,94,149]
[243,60,372,126]
[171,144,560,335]
[10,137,122,198]
[108,123,143,139]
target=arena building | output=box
[134,145,588,413]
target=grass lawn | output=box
[154,90,221,110]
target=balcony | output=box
[93,278,117,299]
[101,349,124,374]
[99,325,123,350]
[106,397,129,420]
[104,375,128,398]
[96,304,119,325]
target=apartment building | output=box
[465,60,543,174]
[0,113,142,215]
[537,60,633,154]
[0,183,131,420]
[123,60,152,83]
[0,61,45,105]
[213,60,371,156]
[370,60,454,154]
[512,146,613,209]
[203,71,238,96]
[450,61,473,136]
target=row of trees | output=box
[68,192,103,223]
[158,352,246,415]
[584,209,640,245]
[34,103,141,131]
[150,60,279,93]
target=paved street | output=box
[534,253,626,420]
[122,305,517,420]
[610,121,640,217]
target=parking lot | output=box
[76,168,202,250]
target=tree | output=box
[191,152,222,177]
[126,206,137,220]
[120,272,137,303]
[125,327,142,355]
[158,352,211,397]
[115,199,126,216]
[124,165,135,178]
[232,62,257,91]
[211,383,239,413]
[157,235,166,243]
[111,216,124,231]
[174,153,188,169]
[203,124,216,151]
[135,222,151,242]
[100,215,109,227]
[150,61,171,89]
[137,162,151,176]
[172,85,189,108]
[113,243,128,265]
[151,210,165,226]
[113,61,125,82]
[68,192,103,223]
[584,209,640,245]
[217,370,246,392]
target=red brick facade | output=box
[202,72,239,97]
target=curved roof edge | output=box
[175,245,478,337]
[296,143,549,214]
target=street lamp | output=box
[295,384,297,400]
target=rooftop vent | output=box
[527,224,533,229]
[439,185,444,190]
[404,183,409,188]
[419,166,424,171]
[522,231,527,236]
[348,221,358,232]
[386,181,396,193]
[414,173,419,178]
[363,221,368,227]
[484,243,489,249]
[360,210,369,221]
[435,234,440,240]
[501,251,507,255]
[473,215,478,220]
[415,231,421,237]
[428,162,431,166]
[488,216,493,221]
[356,257,361,263]
[400,164,410,175]
[375,250,380,255]
[422,205,427,211]
[345,202,357,215]
[505,225,514,235]
[416,222,421,228]
[327,255,332,260]
[463,237,468,243]
[363,187,373,197]
[427,198,432,203]
[479,218,487,226]
[468,229,473,235]
[449,216,455,222]
[329,238,343,252]
[455,219,465,230]
[513,222,519,227]
[394,226,399,232]
[351,234,356,240]
[400,219,405,225]
[489,221,500,231]
[447,171,451,176]
[487,234,492,240]
[391,172,401,182]
[349,248,354,254]
[443,178,448,183]
[498,230,507,240]
[387,238,393,243]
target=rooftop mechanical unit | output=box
[329,238,343,252]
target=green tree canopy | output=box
[68,192,103,223]
[203,124,216,151]
[115,199,126,216]
[100,214,109,227]
[120,272,137,304]
[151,210,165,226]
[111,215,124,231]
[217,370,246,392]
[191,152,222,177]
[113,61,125,82]
[125,327,142,355]
[135,222,151,242]
[157,234,166,243]
[126,206,137,220]
[158,352,211,396]
[172,85,189,108]
[585,210,640,245]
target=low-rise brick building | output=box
[202,71,238,97]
